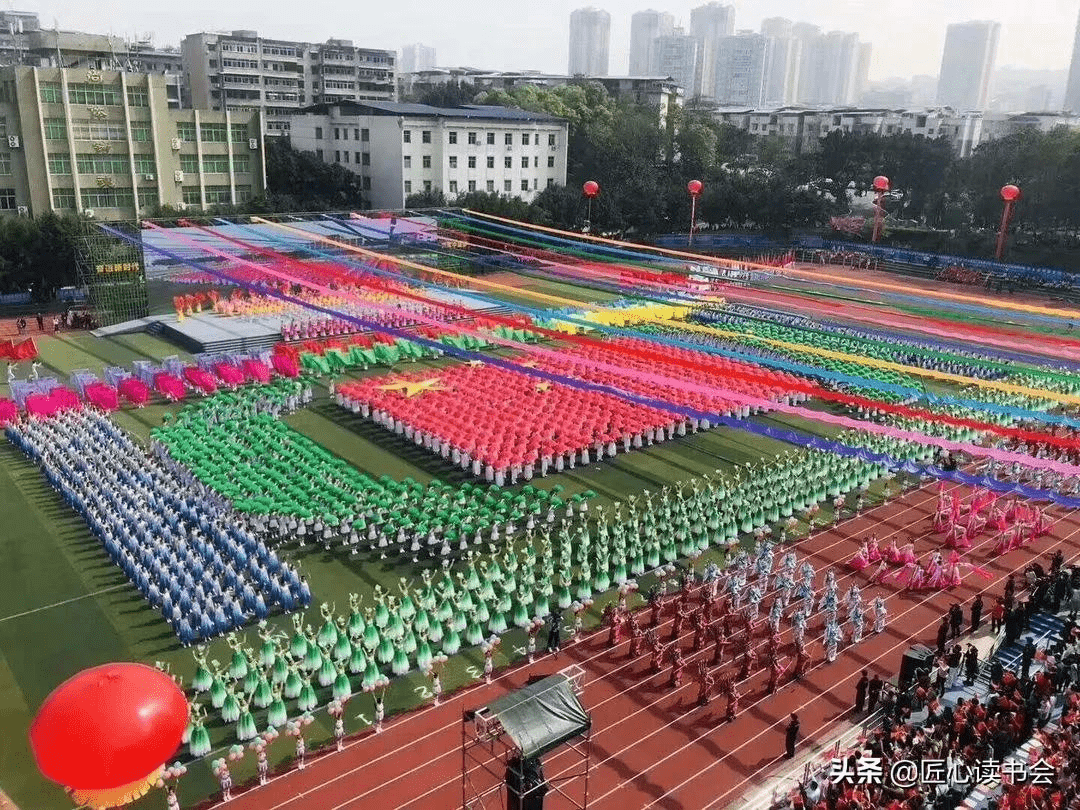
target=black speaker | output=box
[506,757,547,810]
[898,644,934,692]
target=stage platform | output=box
[92,291,510,354]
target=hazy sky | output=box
[28,0,1080,80]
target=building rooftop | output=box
[300,100,565,122]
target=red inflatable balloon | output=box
[30,663,188,791]
[1000,184,1021,202]
[872,175,890,191]
[582,180,600,198]
[687,179,703,196]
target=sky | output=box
[26,0,1080,81]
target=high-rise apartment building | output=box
[568,8,611,76]
[182,31,395,136]
[652,30,698,99]
[856,42,873,103]
[629,10,675,76]
[760,18,801,106]
[400,44,436,75]
[689,2,735,99]
[936,20,1000,111]
[0,65,264,219]
[712,32,769,106]
[1064,11,1080,111]
[790,24,863,106]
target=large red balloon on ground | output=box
[1000,184,1021,202]
[582,180,599,198]
[30,663,189,791]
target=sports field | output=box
[0,273,859,810]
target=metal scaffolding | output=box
[75,221,149,326]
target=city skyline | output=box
[21,0,1080,81]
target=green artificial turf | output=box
[0,318,883,809]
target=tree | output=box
[405,189,449,209]
[263,137,366,211]
[408,81,483,107]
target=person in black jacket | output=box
[964,645,979,686]
[867,673,883,713]
[970,594,984,633]
[1021,638,1037,680]
[785,713,799,758]
[545,611,563,655]
[854,670,869,714]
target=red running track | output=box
[208,482,1080,810]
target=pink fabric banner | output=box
[84,382,120,412]
[154,372,186,402]
[117,377,150,407]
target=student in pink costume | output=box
[866,535,881,563]
[848,542,871,571]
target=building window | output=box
[423,180,432,191]
[505,133,512,145]
[140,189,159,210]
[486,180,494,192]
[40,82,62,103]
[353,128,360,139]
[200,123,228,142]
[334,150,341,162]
[522,133,530,145]
[51,187,76,209]
[0,188,14,209]
[0,153,10,175]
[422,130,431,143]
[533,156,538,167]
[362,176,371,190]
[548,133,556,146]
[203,155,231,173]
[231,123,249,143]
[547,177,555,188]
[403,155,411,168]
[204,185,232,204]
[547,156,555,167]
[521,157,528,168]
[76,154,127,174]
[449,156,457,169]
[334,128,340,140]
[44,118,67,140]
[235,184,253,202]
[521,179,528,191]
[79,187,134,209]
[314,126,323,139]
[179,154,199,173]
[177,122,197,142]
[486,156,494,169]
[182,187,201,205]
[504,156,512,169]
[403,129,411,143]
[68,83,122,105]
[342,129,349,141]
[403,180,412,193]
[130,122,152,142]
[468,180,476,191]
[134,155,156,174]
[361,128,369,141]
[486,132,495,145]
[316,148,323,160]
[71,120,126,140]
[504,179,511,192]
[467,156,476,168]
[233,154,250,173]
[361,152,370,166]
[467,132,477,144]
[343,151,349,163]
[48,153,71,174]
[422,155,431,169]
[448,131,457,144]
[126,87,149,107]
[449,180,458,193]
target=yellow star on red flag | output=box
[377,378,446,397]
